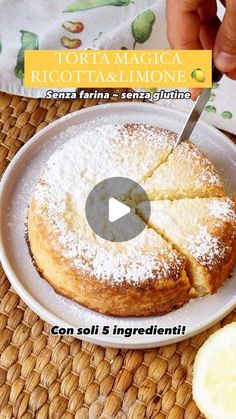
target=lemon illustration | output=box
[191,68,206,83]
[193,322,236,419]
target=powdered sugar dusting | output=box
[186,226,230,269]
[175,142,221,186]
[32,122,184,285]
[34,122,176,204]
[208,198,236,220]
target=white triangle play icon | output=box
[108,198,131,223]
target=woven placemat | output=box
[0,90,235,419]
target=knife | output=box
[174,65,223,149]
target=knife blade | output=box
[174,66,223,149]
[174,88,211,148]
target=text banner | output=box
[24,50,212,88]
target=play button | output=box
[85,177,150,242]
[108,198,130,223]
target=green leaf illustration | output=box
[131,10,155,48]
[0,41,2,54]
[209,93,216,101]
[14,30,39,83]
[205,105,216,113]
[64,0,134,12]
[212,82,219,89]
[221,111,233,119]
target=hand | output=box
[167,0,236,97]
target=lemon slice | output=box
[193,322,236,419]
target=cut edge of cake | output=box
[138,198,236,296]
[132,141,225,202]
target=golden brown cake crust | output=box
[181,198,236,295]
[28,200,191,317]
[198,216,236,294]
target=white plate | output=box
[0,102,236,349]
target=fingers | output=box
[166,0,203,49]
[198,1,220,50]
[225,69,236,80]
[167,0,218,50]
[166,0,217,100]
[198,0,217,25]
[214,0,236,74]
[200,16,220,50]
[167,0,236,94]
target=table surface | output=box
[0,90,235,419]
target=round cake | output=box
[28,122,236,317]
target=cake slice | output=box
[29,194,191,316]
[132,141,225,201]
[139,197,236,296]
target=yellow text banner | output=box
[24,50,212,88]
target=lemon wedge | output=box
[193,322,236,419]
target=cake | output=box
[139,197,236,296]
[132,141,225,201]
[28,122,236,317]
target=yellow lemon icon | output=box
[191,68,206,83]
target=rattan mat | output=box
[0,90,235,419]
